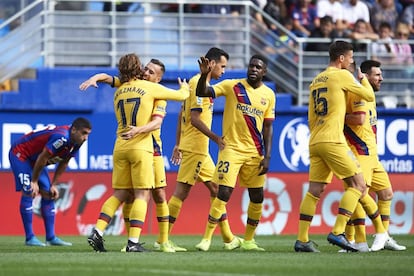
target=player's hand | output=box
[121,126,138,140]
[357,67,366,82]
[170,145,182,165]
[258,157,270,175]
[49,185,59,200]
[197,56,212,75]
[79,79,98,91]
[30,181,40,198]
[178,77,188,88]
[215,136,225,151]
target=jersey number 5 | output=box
[311,87,328,116]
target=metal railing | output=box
[1,0,413,107]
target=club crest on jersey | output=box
[261,98,267,105]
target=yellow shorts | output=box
[213,148,265,188]
[309,142,361,183]
[357,155,377,187]
[153,155,167,189]
[177,151,215,185]
[370,161,392,192]
[112,149,155,190]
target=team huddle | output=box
[8,42,406,253]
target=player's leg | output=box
[36,170,72,246]
[295,144,329,252]
[167,151,197,234]
[324,144,363,251]
[196,149,241,252]
[126,150,154,252]
[238,155,266,251]
[200,155,238,247]
[9,153,45,246]
[371,164,406,251]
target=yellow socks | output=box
[202,198,226,240]
[297,192,319,242]
[156,202,169,244]
[128,198,148,243]
[245,202,262,241]
[332,187,361,235]
[96,196,122,234]
[378,199,391,231]
[168,195,182,234]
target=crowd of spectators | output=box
[254,0,414,65]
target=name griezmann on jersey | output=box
[115,86,146,97]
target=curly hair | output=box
[118,53,142,83]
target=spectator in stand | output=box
[290,0,319,37]
[391,21,413,64]
[306,15,340,51]
[344,19,379,52]
[316,0,346,36]
[369,0,399,33]
[342,0,373,32]
[263,0,288,33]
[371,21,395,64]
[400,4,414,38]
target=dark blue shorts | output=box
[9,150,51,194]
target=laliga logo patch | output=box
[52,137,67,149]
[279,118,310,171]
[240,177,291,234]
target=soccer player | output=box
[167,47,242,252]
[343,59,406,251]
[79,58,176,252]
[294,40,377,253]
[9,117,92,246]
[195,54,275,251]
[82,53,189,252]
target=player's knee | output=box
[377,189,393,201]
[217,186,232,202]
[248,187,263,203]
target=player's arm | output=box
[121,115,163,140]
[344,71,375,102]
[79,73,114,90]
[171,108,183,166]
[30,148,52,198]
[345,112,366,125]
[259,119,274,176]
[190,110,224,150]
[49,158,70,199]
[196,57,214,97]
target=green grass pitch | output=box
[0,235,413,276]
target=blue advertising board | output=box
[1,108,413,173]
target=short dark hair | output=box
[250,54,268,67]
[360,60,381,74]
[205,47,230,62]
[320,15,333,25]
[329,40,353,61]
[72,117,92,130]
[149,58,166,75]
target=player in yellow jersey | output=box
[343,60,406,251]
[80,53,189,252]
[294,41,376,252]
[80,59,179,252]
[167,47,241,251]
[195,54,275,251]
